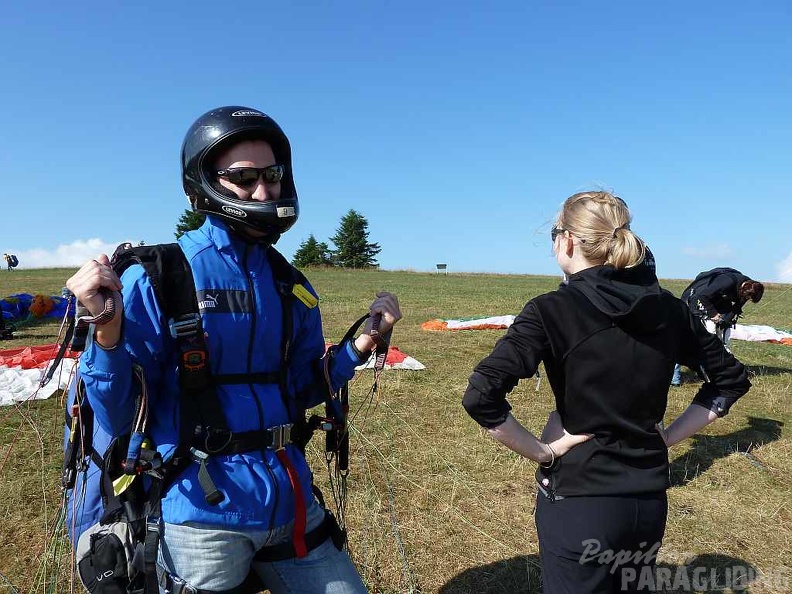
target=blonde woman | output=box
[463,191,750,593]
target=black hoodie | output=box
[463,265,750,497]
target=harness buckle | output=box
[314,416,337,432]
[169,314,201,339]
[189,447,209,462]
[269,424,293,450]
[160,570,198,594]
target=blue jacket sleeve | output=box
[78,265,169,437]
[288,292,365,411]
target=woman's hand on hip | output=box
[541,410,593,458]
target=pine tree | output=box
[330,210,381,268]
[292,234,333,268]
[175,209,206,239]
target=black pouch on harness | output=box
[75,432,150,594]
[76,520,145,594]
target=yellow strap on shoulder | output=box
[113,473,136,497]
[69,416,78,443]
[292,284,318,308]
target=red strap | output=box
[275,448,308,558]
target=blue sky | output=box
[1,0,790,283]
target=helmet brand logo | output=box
[277,206,296,218]
[222,205,247,218]
[231,110,265,118]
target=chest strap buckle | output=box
[169,314,201,339]
[269,424,293,450]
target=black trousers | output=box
[535,491,668,594]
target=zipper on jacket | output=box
[539,468,560,502]
[243,244,280,529]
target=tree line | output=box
[176,208,381,269]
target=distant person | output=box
[671,268,764,385]
[462,191,751,593]
[4,253,18,271]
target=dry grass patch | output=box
[1,269,790,593]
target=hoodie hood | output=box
[565,262,670,333]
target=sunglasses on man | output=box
[216,165,285,188]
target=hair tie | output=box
[612,223,629,238]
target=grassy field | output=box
[1,267,790,593]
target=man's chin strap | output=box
[199,187,283,247]
[227,223,281,247]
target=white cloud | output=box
[681,243,733,259]
[777,252,792,283]
[12,238,137,269]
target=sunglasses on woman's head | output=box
[216,165,285,187]
[551,226,587,244]
[551,226,566,242]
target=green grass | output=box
[1,268,790,593]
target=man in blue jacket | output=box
[66,106,401,593]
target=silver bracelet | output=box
[539,443,556,468]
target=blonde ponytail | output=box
[557,191,645,270]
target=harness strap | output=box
[111,243,231,439]
[329,313,374,473]
[187,448,223,505]
[158,572,199,594]
[253,510,340,563]
[275,448,308,558]
[61,382,104,489]
[63,398,102,488]
[111,243,233,506]
[170,313,228,440]
[158,571,252,594]
[144,517,161,594]
[40,303,76,387]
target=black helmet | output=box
[181,106,299,242]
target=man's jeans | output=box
[158,500,366,593]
